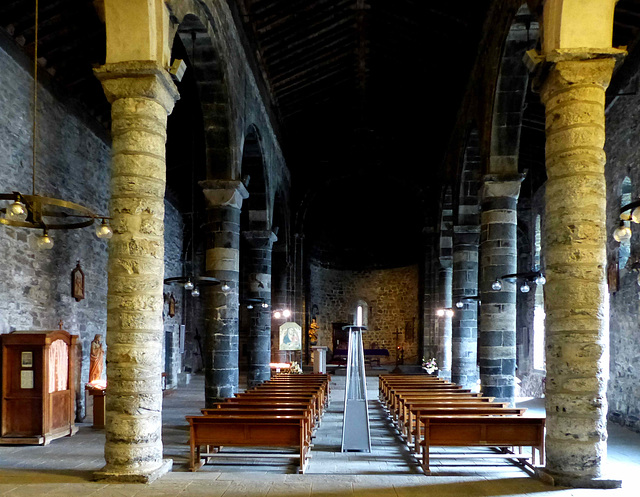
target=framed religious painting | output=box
[71,261,85,302]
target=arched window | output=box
[619,177,632,270]
[532,215,545,371]
[354,300,369,327]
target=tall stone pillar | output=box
[437,263,452,379]
[478,177,521,406]
[451,226,479,389]
[243,230,277,387]
[94,61,179,482]
[539,56,617,486]
[421,228,438,361]
[200,180,248,405]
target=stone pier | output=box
[539,55,618,487]
[437,263,452,380]
[451,226,479,389]
[478,177,521,406]
[94,61,178,482]
[201,180,248,405]
[243,230,277,387]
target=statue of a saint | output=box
[89,334,104,383]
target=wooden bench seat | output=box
[408,407,526,450]
[186,414,311,473]
[417,415,545,475]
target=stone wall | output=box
[308,262,420,364]
[0,42,186,413]
[604,72,640,433]
[162,201,185,389]
[0,43,111,419]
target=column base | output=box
[536,468,622,489]
[93,459,173,483]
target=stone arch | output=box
[175,14,234,179]
[455,127,482,226]
[619,176,632,270]
[241,125,270,231]
[487,4,539,176]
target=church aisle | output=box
[0,373,639,496]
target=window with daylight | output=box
[354,300,369,327]
[619,177,632,270]
[532,215,545,371]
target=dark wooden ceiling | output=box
[0,0,108,126]
[2,0,640,267]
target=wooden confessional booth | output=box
[1,329,78,445]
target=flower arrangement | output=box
[422,357,438,375]
[289,361,303,374]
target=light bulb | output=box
[95,219,113,239]
[5,200,28,221]
[520,282,530,293]
[191,287,200,297]
[184,279,194,291]
[535,274,546,285]
[274,311,282,319]
[632,206,640,224]
[36,230,54,250]
[436,309,445,317]
[445,309,454,318]
[614,224,632,242]
[221,282,230,293]
[491,279,502,291]
[261,302,269,308]
[283,309,291,318]
[247,304,254,310]
[455,301,464,309]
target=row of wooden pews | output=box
[186,373,331,473]
[379,374,545,475]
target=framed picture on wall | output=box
[71,261,85,302]
[607,259,619,293]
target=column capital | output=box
[527,48,625,95]
[200,180,249,210]
[94,61,179,113]
[481,174,525,201]
[243,230,278,248]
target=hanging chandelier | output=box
[0,0,111,249]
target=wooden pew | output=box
[418,415,545,475]
[408,407,525,451]
[186,414,311,473]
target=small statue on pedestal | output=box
[89,334,104,383]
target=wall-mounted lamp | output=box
[436,308,454,318]
[492,270,545,293]
[455,296,481,308]
[613,199,640,242]
[164,276,219,297]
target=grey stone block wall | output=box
[309,263,420,364]
[604,73,640,434]
[0,45,185,415]
[0,44,111,419]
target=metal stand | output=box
[341,325,371,452]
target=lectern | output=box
[341,325,371,452]
[1,329,78,445]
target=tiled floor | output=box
[0,373,639,496]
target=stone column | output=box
[200,180,248,406]
[451,226,479,389]
[94,61,179,482]
[243,230,277,387]
[421,228,438,361]
[539,56,617,486]
[478,177,521,406]
[437,263,452,379]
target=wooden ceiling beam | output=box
[267,22,354,70]
[274,57,353,95]
[271,41,355,84]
